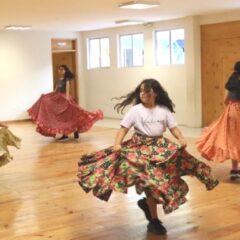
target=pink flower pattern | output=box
[77,133,218,214]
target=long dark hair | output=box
[113,78,175,113]
[59,64,74,80]
[234,61,240,74]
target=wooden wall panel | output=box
[201,21,240,126]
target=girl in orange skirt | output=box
[196,61,240,180]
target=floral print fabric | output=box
[77,133,218,214]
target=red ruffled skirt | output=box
[28,92,103,137]
[196,101,240,162]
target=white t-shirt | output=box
[120,103,177,137]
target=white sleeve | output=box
[120,107,136,129]
[166,110,178,129]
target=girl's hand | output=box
[178,138,187,148]
[113,127,129,152]
[113,144,122,151]
[64,94,69,100]
[224,98,229,106]
[169,127,187,148]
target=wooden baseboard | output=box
[4,119,31,124]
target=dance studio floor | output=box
[0,120,239,240]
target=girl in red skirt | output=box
[54,64,78,141]
[77,79,218,235]
[28,65,103,140]
[196,61,240,180]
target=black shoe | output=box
[147,219,167,235]
[230,170,238,181]
[137,198,152,222]
[206,179,219,190]
[57,135,69,141]
[74,131,79,139]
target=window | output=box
[88,37,110,69]
[119,33,144,67]
[155,31,170,65]
[155,29,184,65]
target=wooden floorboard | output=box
[0,122,239,240]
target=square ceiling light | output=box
[119,1,160,9]
[115,19,145,25]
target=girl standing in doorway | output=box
[55,65,79,141]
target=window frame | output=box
[154,28,185,65]
[118,33,144,68]
[87,37,110,69]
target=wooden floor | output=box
[0,121,240,240]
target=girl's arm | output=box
[169,127,187,147]
[224,90,230,105]
[113,127,129,151]
[66,81,70,99]
[0,122,8,128]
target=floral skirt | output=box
[196,101,240,162]
[77,133,218,214]
[28,92,103,137]
[0,127,21,167]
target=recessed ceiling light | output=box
[4,25,32,30]
[119,1,160,9]
[57,42,67,47]
[115,19,145,25]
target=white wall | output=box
[79,11,240,127]
[1,10,240,126]
[0,31,79,121]
[198,9,240,25]
[79,17,197,126]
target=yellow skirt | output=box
[0,127,21,167]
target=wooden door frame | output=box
[51,38,79,102]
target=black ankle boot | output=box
[74,131,79,139]
[58,135,68,141]
[147,219,167,235]
[137,197,151,221]
[230,170,238,180]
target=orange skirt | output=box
[196,101,240,162]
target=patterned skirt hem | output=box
[77,134,218,214]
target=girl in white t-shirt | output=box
[77,79,218,235]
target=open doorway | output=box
[51,39,78,102]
